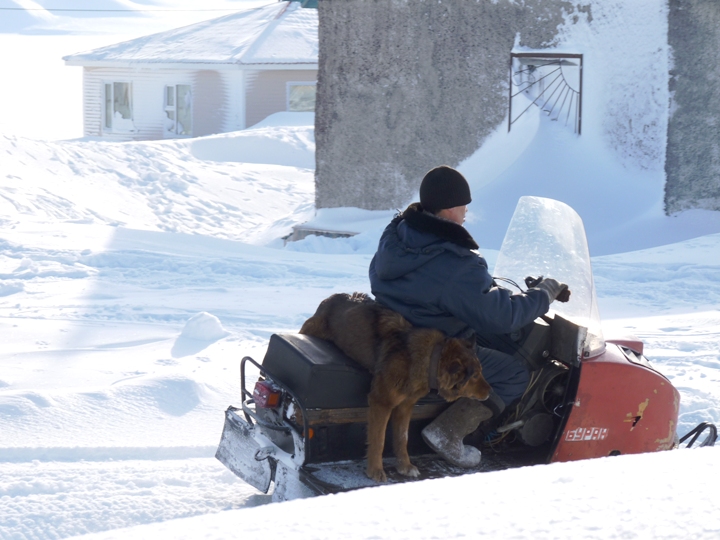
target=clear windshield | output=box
[492,196,605,358]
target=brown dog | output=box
[299,292,491,482]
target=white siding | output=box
[81,66,314,139]
[83,67,196,140]
[192,70,225,137]
[220,70,245,132]
[82,68,103,138]
[245,69,317,128]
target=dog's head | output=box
[436,338,492,402]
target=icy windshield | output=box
[492,196,604,358]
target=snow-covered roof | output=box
[63,2,317,68]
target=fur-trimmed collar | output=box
[401,203,479,250]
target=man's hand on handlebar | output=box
[525,276,571,304]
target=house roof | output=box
[63,1,317,68]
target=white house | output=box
[63,1,318,141]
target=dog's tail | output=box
[299,294,346,339]
[349,291,373,303]
[299,314,329,339]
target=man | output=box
[369,165,568,468]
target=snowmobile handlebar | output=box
[678,422,718,448]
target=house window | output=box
[287,82,316,112]
[164,84,193,136]
[104,82,135,132]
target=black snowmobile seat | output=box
[261,334,372,409]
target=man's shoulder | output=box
[402,203,479,251]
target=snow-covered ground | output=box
[2,4,720,539]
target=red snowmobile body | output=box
[552,336,679,461]
[214,197,713,501]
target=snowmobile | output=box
[215,196,717,502]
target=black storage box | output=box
[261,334,372,409]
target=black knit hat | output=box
[419,166,472,213]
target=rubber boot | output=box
[465,391,508,446]
[421,397,494,468]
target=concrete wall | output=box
[665,0,720,213]
[315,0,588,210]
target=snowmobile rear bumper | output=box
[215,407,274,494]
[215,407,331,501]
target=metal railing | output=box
[508,53,583,135]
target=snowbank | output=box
[179,312,228,342]
[74,447,720,540]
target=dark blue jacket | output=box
[369,204,549,338]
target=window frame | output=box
[103,81,135,133]
[164,83,193,137]
[286,81,317,112]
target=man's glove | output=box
[534,277,571,304]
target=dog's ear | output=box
[446,360,463,376]
[460,365,474,386]
[442,360,470,390]
[460,337,475,350]
[449,364,476,391]
[437,369,459,401]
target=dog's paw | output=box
[397,463,420,478]
[366,466,387,483]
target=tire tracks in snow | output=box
[0,457,271,540]
[0,446,218,463]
